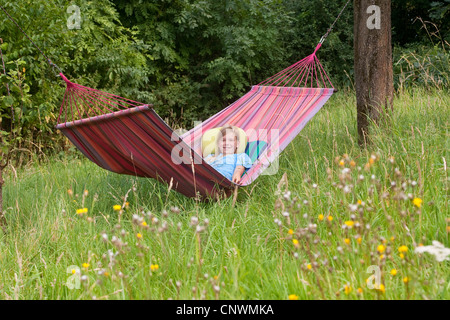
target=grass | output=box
[0,87,448,300]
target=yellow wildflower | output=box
[376,283,386,294]
[76,208,88,215]
[403,276,410,284]
[68,189,73,196]
[412,198,422,208]
[142,221,148,227]
[150,264,159,272]
[104,272,110,277]
[390,269,397,276]
[288,294,299,300]
[71,269,77,275]
[288,229,294,235]
[356,237,362,244]
[357,288,363,294]
[399,253,405,259]
[306,264,312,270]
[318,214,324,221]
[82,263,89,269]
[379,254,385,260]
[398,245,408,253]
[345,221,355,228]
[137,233,143,239]
[377,244,386,254]
[350,160,356,167]
[339,160,345,167]
[344,285,352,295]
[327,216,333,222]
[344,238,351,245]
[390,236,395,242]
[357,200,362,205]
[369,157,375,165]
[113,205,122,211]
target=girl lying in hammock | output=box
[204,125,252,184]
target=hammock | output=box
[1,1,350,200]
[54,49,334,199]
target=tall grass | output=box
[0,88,448,300]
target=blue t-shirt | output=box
[204,153,253,181]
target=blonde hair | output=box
[214,125,240,156]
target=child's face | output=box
[219,130,238,155]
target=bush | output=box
[394,44,449,91]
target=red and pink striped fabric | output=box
[56,106,235,199]
[181,86,334,186]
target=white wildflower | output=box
[414,241,450,262]
[190,216,199,226]
[283,191,291,201]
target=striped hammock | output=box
[56,44,334,200]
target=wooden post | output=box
[354,0,394,145]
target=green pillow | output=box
[245,140,268,163]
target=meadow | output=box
[0,87,448,300]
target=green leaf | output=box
[2,95,15,107]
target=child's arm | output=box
[232,165,246,184]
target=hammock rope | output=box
[320,0,352,45]
[257,44,334,89]
[57,74,147,123]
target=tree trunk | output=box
[354,0,394,146]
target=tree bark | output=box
[354,0,394,146]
